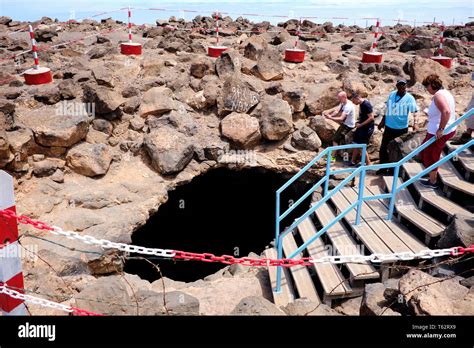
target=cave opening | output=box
[124,167,313,282]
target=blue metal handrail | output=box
[274,108,474,292]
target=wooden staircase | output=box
[266,141,473,308]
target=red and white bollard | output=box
[362,18,383,63]
[120,6,142,55]
[208,11,227,57]
[285,18,305,63]
[23,25,53,85]
[0,170,27,316]
[431,23,452,68]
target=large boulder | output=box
[66,142,112,177]
[284,298,341,316]
[82,84,124,116]
[34,86,61,105]
[387,131,426,163]
[139,86,176,117]
[282,85,306,113]
[310,47,331,62]
[305,82,342,115]
[75,276,136,315]
[144,127,194,175]
[360,283,401,316]
[437,214,474,249]
[405,56,453,87]
[215,50,241,78]
[258,96,293,141]
[291,126,322,151]
[190,57,213,79]
[135,290,200,315]
[0,131,13,169]
[31,110,90,147]
[309,116,339,143]
[220,112,261,149]
[146,108,198,137]
[399,37,435,53]
[217,75,260,116]
[243,35,269,61]
[231,296,285,315]
[251,49,284,81]
[399,270,473,315]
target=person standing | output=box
[324,91,356,161]
[377,79,419,175]
[419,74,457,189]
[349,93,374,166]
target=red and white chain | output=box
[0,283,101,315]
[1,209,473,267]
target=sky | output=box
[0,0,473,26]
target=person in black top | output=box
[349,93,375,166]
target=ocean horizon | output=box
[0,0,473,27]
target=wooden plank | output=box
[438,155,474,196]
[331,190,393,255]
[362,185,428,253]
[382,176,445,238]
[402,162,473,217]
[265,248,295,307]
[297,217,352,296]
[312,202,379,280]
[282,233,321,303]
[340,187,413,253]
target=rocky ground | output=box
[0,14,473,315]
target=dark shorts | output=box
[420,131,456,172]
[333,124,353,144]
[352,126,374,145]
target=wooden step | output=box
[402,162,473,218]
[281,233,321,304]
[311,202,379,281]
[265,248,295,307]
[342,187,426,253]
[330,189,393,255]
[296,217,353,299]
[446,142,474,181]
[382,176,445,243]
[438,155,474,196]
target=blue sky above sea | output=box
[0,0,473,26]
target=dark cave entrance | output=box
[124,167,313,282]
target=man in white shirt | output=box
[324,91,355,160]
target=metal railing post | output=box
[324,151,331,196]
[387,165,400,220]
[355,145,366,225]
[275,235,284,293]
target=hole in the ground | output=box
[124,167,314,282]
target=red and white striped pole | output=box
[120,6,142,55]
[438,22,445,56]
[29,25,39,70]
[128,6,132,43]
[285,17,305,63]
[215,10,220,45]
[294,18,301,49]
[23,25,53,85]
[0,170,27,315]
[431,22,452,68]
[370,18,381,52]
[208,10,227,57]
[362,18,383,63]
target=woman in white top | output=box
[419,74,457,189]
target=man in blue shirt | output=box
[377,79,419,175]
